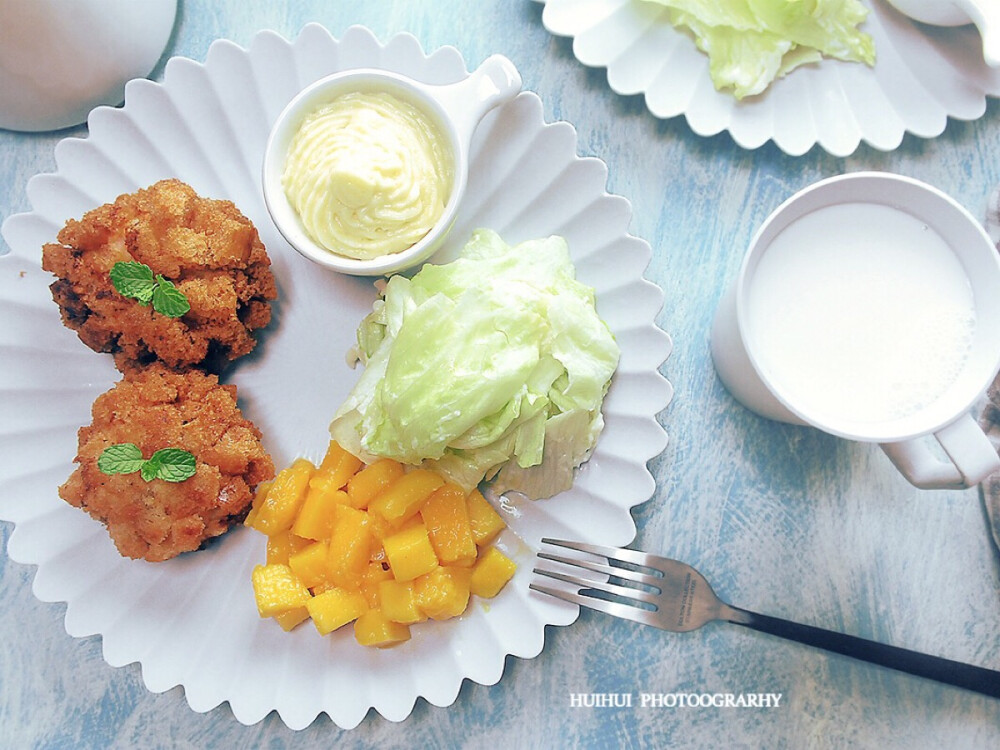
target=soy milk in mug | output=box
[711,172,1000,489]
[745,202,977,425]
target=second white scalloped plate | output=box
[534,0,1000,156]
[0,25,673,729]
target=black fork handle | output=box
[729,607,1000,699]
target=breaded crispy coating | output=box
[41,179,277,373]
[59,365,275,562]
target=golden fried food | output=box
[41,179,276,373]
[59,365,275,562]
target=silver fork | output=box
[531,538,1000,699]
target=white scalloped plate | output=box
[0,25,673,729]
[534,0,1000,156]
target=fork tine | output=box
[532,566,661,606]
[529,581,661,628]
[536,551,663,588]
[540,538,661,569]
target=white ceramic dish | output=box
[262,56,522,275]
[0,25,673,729]
[532,0,1000,156]
[0,0,178,132]
[886,0,1000,67]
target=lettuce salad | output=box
[330,229,620,500]
[642,0,876,99]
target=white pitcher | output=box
[0,0,177,132]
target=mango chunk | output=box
[368,469,444,524]
[469,546,517,598]
[420,483,477,566]
[251,563,312,617]
[354,609,411,648]
[364,511,393,546]
[288,540,330,590]
[415,567,471,620]
[265,530,311,566]
[347,458,404,508]
[306,587,368,635]
[327,505,374,589]
[243,480,272,528]
[273,606,311,632]
[466,489,505,546]
[292,485,348,541]
[383,522,439,582]
[315,440,364,492]
[378,579,426,624]
[248,458,315,535]
[361,561,394,609]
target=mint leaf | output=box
[151,275,190,318]
[96,443,197,483]
[97,443,146,475]
[110,262,157,305]
[139,457,161,482]
[109,262,190,317]
[148,448,197,482]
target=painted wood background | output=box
[1,1,998,747]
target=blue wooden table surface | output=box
[2,1,999,747]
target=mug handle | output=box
[880,413,1000,489]
[431,55,522,148]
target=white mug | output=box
[711,172,1000,489]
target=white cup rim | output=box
[735,171,1000,443]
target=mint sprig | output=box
[97,443,146,475]
[98,443,197,483]
[109,261,191,318]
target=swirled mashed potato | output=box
[282,91,453,260]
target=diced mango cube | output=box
[327,505,374,588]
[247,458,315,535]
[347,458,404,509]
[306,587,368,635]
[360,561,394,609]
[265,530,311,566]
[378,579,426,624]
[368,469,444,524]
[383,522,439,582]
[292,485,347,541]
[415,567,471,620]
[251,563,312,618]
[469,546,517,598]
[364,512,393,546]
[288,540,330,590]
[420,483,477,565]
[243,480,272,528]
[353,609,411,648]
[315,440,364,492]
[272,606,311,632]
[466,489,506,546]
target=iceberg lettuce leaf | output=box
[330,229,620,500]
[644,0,874,99]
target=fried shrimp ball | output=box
[41,179,277,373]
[59,365,275,562]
